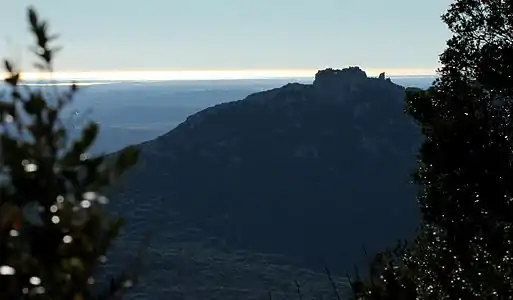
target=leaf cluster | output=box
[0,7,140,300]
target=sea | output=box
[0,75,435,154]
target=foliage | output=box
[0,7,140,299]
[350,0,513,299]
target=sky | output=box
[1,0,452,79]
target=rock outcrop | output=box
[106,67,422,299]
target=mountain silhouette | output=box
[105,67,422,299]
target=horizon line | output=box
[3,68,438,82]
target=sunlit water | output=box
[1,76,434,155]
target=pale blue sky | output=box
[1,0,452,73]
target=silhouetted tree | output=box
[351,0,513,299]
[0,7,140,299]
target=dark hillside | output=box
[106,67,422,299]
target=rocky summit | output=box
[105,67,422,300]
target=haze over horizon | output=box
[2,0,451,78]
[5,68,437,82]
